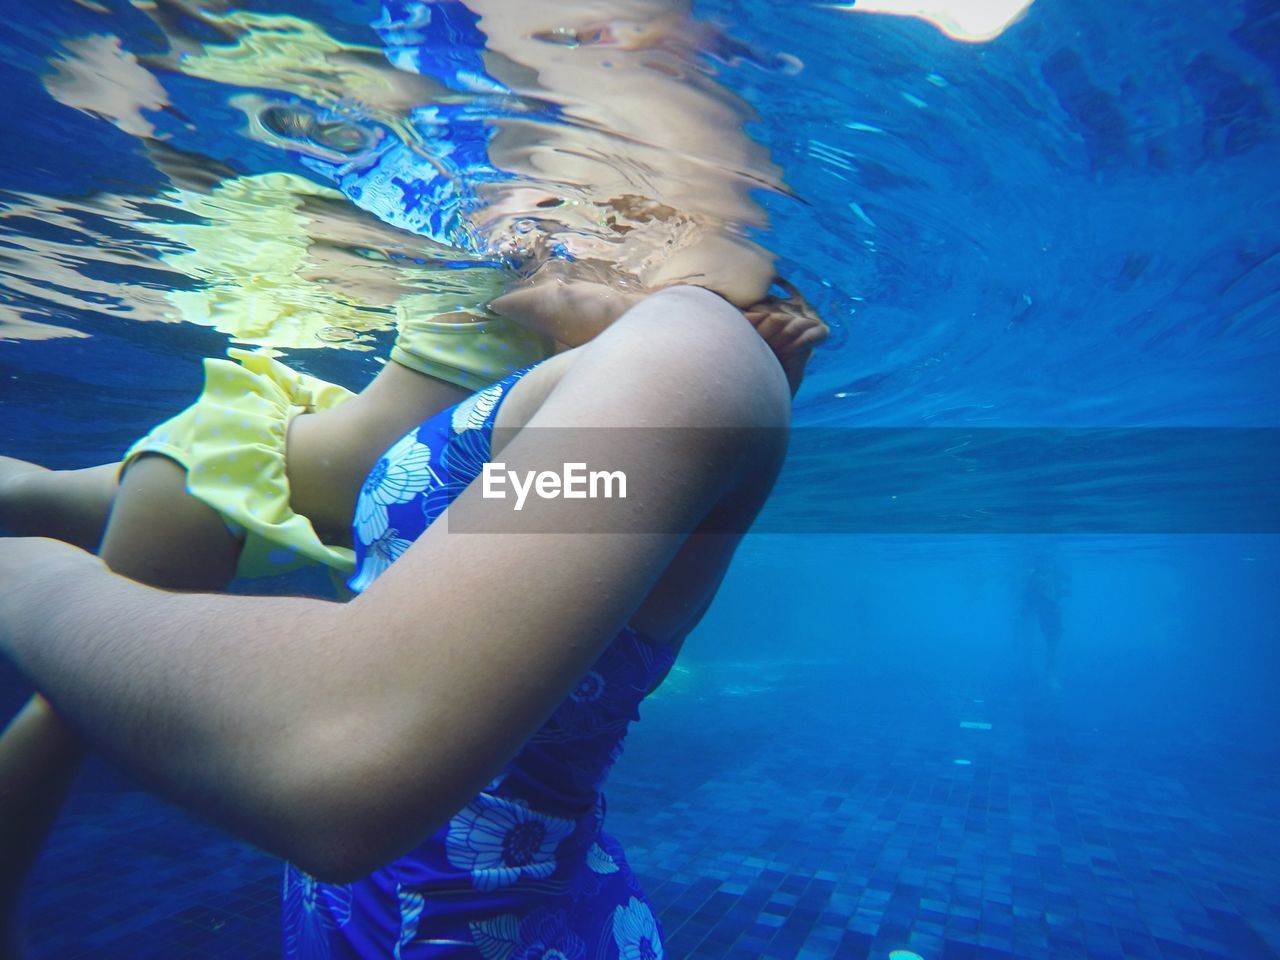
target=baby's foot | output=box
[0,457,44,485]
[0,458,46,534]
[1,455,43,537]
[0,460,117,549]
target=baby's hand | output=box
[744,280,828,394]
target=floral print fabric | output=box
[283,367,673,958]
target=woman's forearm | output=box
[0,520,669,881]
[0,520,669,883]
[0,539,358,873]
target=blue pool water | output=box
[1,0,1278,958]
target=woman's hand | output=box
[744,279,829,395]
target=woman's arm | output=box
[0,288,790,881]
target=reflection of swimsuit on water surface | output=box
[283,366,672,959]
[301,0,522,252]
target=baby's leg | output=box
[0,696,84,952]
[0,454,240,949]
[0,459,119,552]
[98,454,241,591]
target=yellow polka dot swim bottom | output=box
[121,348,356,579]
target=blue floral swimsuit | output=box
[282,367,674,959]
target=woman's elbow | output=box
[267,780,440,884]
[282,828,383,885]
[265,723,454,882]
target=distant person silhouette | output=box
[1018,546,1067,690]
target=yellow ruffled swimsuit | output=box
[122,169,551,579]
[122,312,551,580]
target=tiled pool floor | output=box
[21,661,1280,959]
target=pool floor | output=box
[24,662,1279,959]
